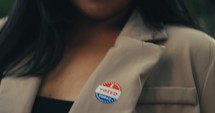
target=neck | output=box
[65,8,133,47]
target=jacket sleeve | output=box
[0,17,7,30]
[0,17,7,84]
[200,37,215,113]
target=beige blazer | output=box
[0,12,215,113]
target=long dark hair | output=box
[0,0,201,77]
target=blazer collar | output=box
[117,11,168,43]
[0,11,167,113]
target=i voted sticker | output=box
[95,82,122,104]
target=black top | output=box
[31,96,74,113]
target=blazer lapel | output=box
[69,12,167,113]
[0,77,41,113]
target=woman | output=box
[0,0,215,113]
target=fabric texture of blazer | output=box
[0,12,215,113]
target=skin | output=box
[39,0,133,101]
[71,0,133,20]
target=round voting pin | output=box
[95,82,122,104]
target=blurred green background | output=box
[185,0,215,37]
[0,0,215,36]
[0,0,14,18]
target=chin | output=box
[71,0,132,21]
